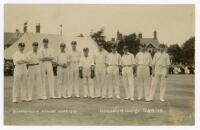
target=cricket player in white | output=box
[94,43,108,98]
[147,44,170,102]
[56,43,69,98]
[121,46,135,101]
[39,38,56,99]
[12,42,29,103]
[106,44,121,99]
[27,42,43,101]
[79,48,95,98]
[135,44,152,101]
[68,41,81,97]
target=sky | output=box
[4,4,195,45]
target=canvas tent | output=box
[4,33,64,59]
[4,33,99,60]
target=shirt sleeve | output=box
[132,54,135,65]
[152,53,157,66]
[105,54,109,64]
[55,54,59,63]
[166,54,170,66]
[26,52,31,63]
[38,49,43,59]
[90,56,95,66]
[118,54,122,65]
[79,57,83,67]
[149,53,153,66]
[67,52,71,62]
[78,51,81,64]
[66,53,70,63]
[135,53,138,64]
[12,53,17,65]
[50,48,55,58]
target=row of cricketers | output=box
[12,38,170,103]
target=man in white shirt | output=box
[39,38,56,99]
[135,44,152,101]
[121,46,135,101]
[106,44,121,99]
[79,48,95,98]
[12,42,29,103]
[94,43,108,98]
[27,42,43,101]
[56,43,69,98]
[147,44,170,102]
[68,41,81,98]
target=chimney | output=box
[36,23,40,33]
[154,30,157,39]
[138,33,142,39]
[23,22,28,33]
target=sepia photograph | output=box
[3,4,195,125]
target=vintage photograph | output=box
[4,4,195,125]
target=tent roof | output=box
[4,33,99,59]
[4,32,23,46]
[4,33,64,59]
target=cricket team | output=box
[12,38,170,103]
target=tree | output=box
[117,33,140,55]
[180,37,195,64]
[90,28,112,52]
[167,37,195,65]
[167,44,182,63]
[90,27,105,43]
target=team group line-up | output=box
[12,38,170,103]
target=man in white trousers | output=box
[121,46,135,101]
[68,41,81,98]
[39,38,56,99]
[56,43,69,98]
[94,43,108,98]
[135,44,152,101]
[106,44,121,99]
[147,44,170,102]
[12,42,29,103]
[27,42,43,101]
[79,48,95,98]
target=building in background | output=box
[139,30,160,54]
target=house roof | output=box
[4,32,23,46]
[139,38,160,48]
[4,33,99,59]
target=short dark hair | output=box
[111,44,117,48]
[71,41,77,45]
[60,43,66,47]
[83,48,89,52]
[123,46,128,50]
[32,42,39,46]
[43,38,49,43]
[18,42,25,47]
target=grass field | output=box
[4,75,194,125]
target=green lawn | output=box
[4,75,194,125]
